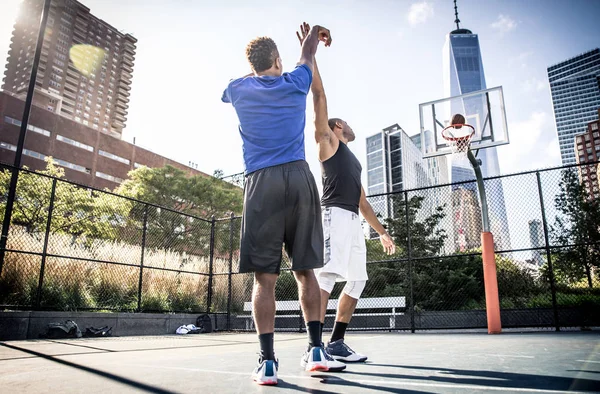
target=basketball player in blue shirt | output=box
[222,23,345,385]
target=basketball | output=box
[451,114,465,128]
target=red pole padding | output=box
[481,231,502,334]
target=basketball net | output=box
[442,124,475,161]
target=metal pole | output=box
[467,149,501,334]
[405,191,415,333]
[467,150,490,232]
[0,0,52,276]
[227,212,234,330]
[137,204,148,312]
[207,216,216,313]
[536,171,560,331]
[35,178,57,309]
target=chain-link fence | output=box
[1,160,599,332]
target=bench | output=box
[238,297,406,331]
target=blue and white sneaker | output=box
[326,339,368,362]
[252,357,278,385]
[300,346,346,372]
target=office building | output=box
[528,219,544,266]
[1,90,205,190]
[442,13,511,252]
[548,49,600,165]
[452,188,482,251]
[574,108,600,199]
[1,0,136,139]
[366,124,449,241]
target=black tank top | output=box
[320,142,362,214]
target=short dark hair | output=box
[246,37,278,73]
[328,118,342,130]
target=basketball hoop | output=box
[442,124,475,158]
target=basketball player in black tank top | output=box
[297,24,396,364]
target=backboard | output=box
[418,86,509,158]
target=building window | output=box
[98,150,130,165]
[53,158,91,174]
[56,135,94,152]
[96,171,123,183]
[0,142,17,151]
[4,116,51,137]
[592,123,598,131]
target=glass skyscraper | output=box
[547,48,600,165]
[442,26,511,251]
[366,124,449,241]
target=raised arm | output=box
[297,23,332,72]
[359,186,396,255]
[296,23,337,160]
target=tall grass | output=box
[0,226,241,313]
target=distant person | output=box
[221,22,344,386]
[296,23,396,365]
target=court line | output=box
[576,360,600,364]
[124,363,588,393]
[485,354,535,359]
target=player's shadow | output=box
[349,363,600,392]
[309,374,434,394]
[0,342,177,394]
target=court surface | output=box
[1,330,599,393]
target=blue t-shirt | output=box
[222,64,313,175]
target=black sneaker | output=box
[326,339,368,362]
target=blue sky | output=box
[1,0,599,182]
[1,0,599,259]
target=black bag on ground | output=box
[84,326,112,337]
[41,320,82,339]
[196,314,212,333]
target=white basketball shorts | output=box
[316,206,368,282]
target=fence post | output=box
[137,204,148,312]
[35,178,57,309]
[404,191,415,333]
[0,0,51,278]
[536,172,560,331]
[207,216,216,313]
[227,212,235,330]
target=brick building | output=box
[0,92,207,190]
[2,0,135,139]
[574,108,600,199]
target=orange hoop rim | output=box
[441,124,475,142]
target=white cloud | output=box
[407,2,434,27]
[498,111,561,174]
[491,14,518,34]
[523,78,548,93]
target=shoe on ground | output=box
[326,339,368,362]
[252,357,278,385]
[301,346,346,372]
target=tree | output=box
[116,165,243,252]
[385,194,448,258]
[0,159,129,242]
[550,169,600,288]
[364,194,452,305]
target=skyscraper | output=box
[366,124,449,240]
[1,0,136,139]
[574,109,600,200]
[528,219,544,266]
[442,8,511,251]
[548,49,600,165]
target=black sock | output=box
[320,322,324,340]
[259,333,275,360]
[306,321,322,347]
[330,321,348,342]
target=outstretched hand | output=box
[296,22,310,46]
[296,22,332,47]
